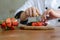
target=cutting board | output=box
[19,24,54,30]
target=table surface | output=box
[0,27,60,40]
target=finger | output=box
[25,8,30,17]
[29,7,32,17]
[36,8,41,16]
[32,7,37,17]
[41,12,47,22]
[45,11,49,20]
[50,10,60,18]
[45,9,56,20]
[49,10,57,19]
[43,9,51,20]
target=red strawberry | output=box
[11,26,15,30]
[5,18,12,27]
[32,22,37,26]
[11,18,18,26]
[6,18,11,24]
[1,22,6,28]
[32,22,45,26]
[7,23,11,27]
[37,22,43,26]
[12,20,18,26]
[32,22,35,26]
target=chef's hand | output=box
[42,9,60,21]
[20,7,40,21]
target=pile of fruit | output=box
[0,18,19,30]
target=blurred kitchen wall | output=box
[0,0,27,19]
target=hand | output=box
[42,9,60,21]
[20,7,41,21]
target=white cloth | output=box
[15,0,60,15]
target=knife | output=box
[27,14,51,23]
[27,16,42,23]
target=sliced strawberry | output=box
[32,22,37,26]
[32,22,46,26]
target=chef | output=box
[14,0,60,25]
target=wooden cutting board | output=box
[19,24,54,30]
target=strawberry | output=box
[32,22,37,26]
[11,26,15,30]
[1,22,6,28]
[6,18,11,24]
[7,23,11,27]
[37,22,43,26]
[32,22,35,26]
[32,22,45,26]
[5,18,12,27]
[11,18,18,26]
[12,20,18,26]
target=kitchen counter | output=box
[0,27,60,40]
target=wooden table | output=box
[0,27,60,40]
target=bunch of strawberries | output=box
[0,18,19,30]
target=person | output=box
[14,0,60,25]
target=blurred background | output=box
[0,0,27,19]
